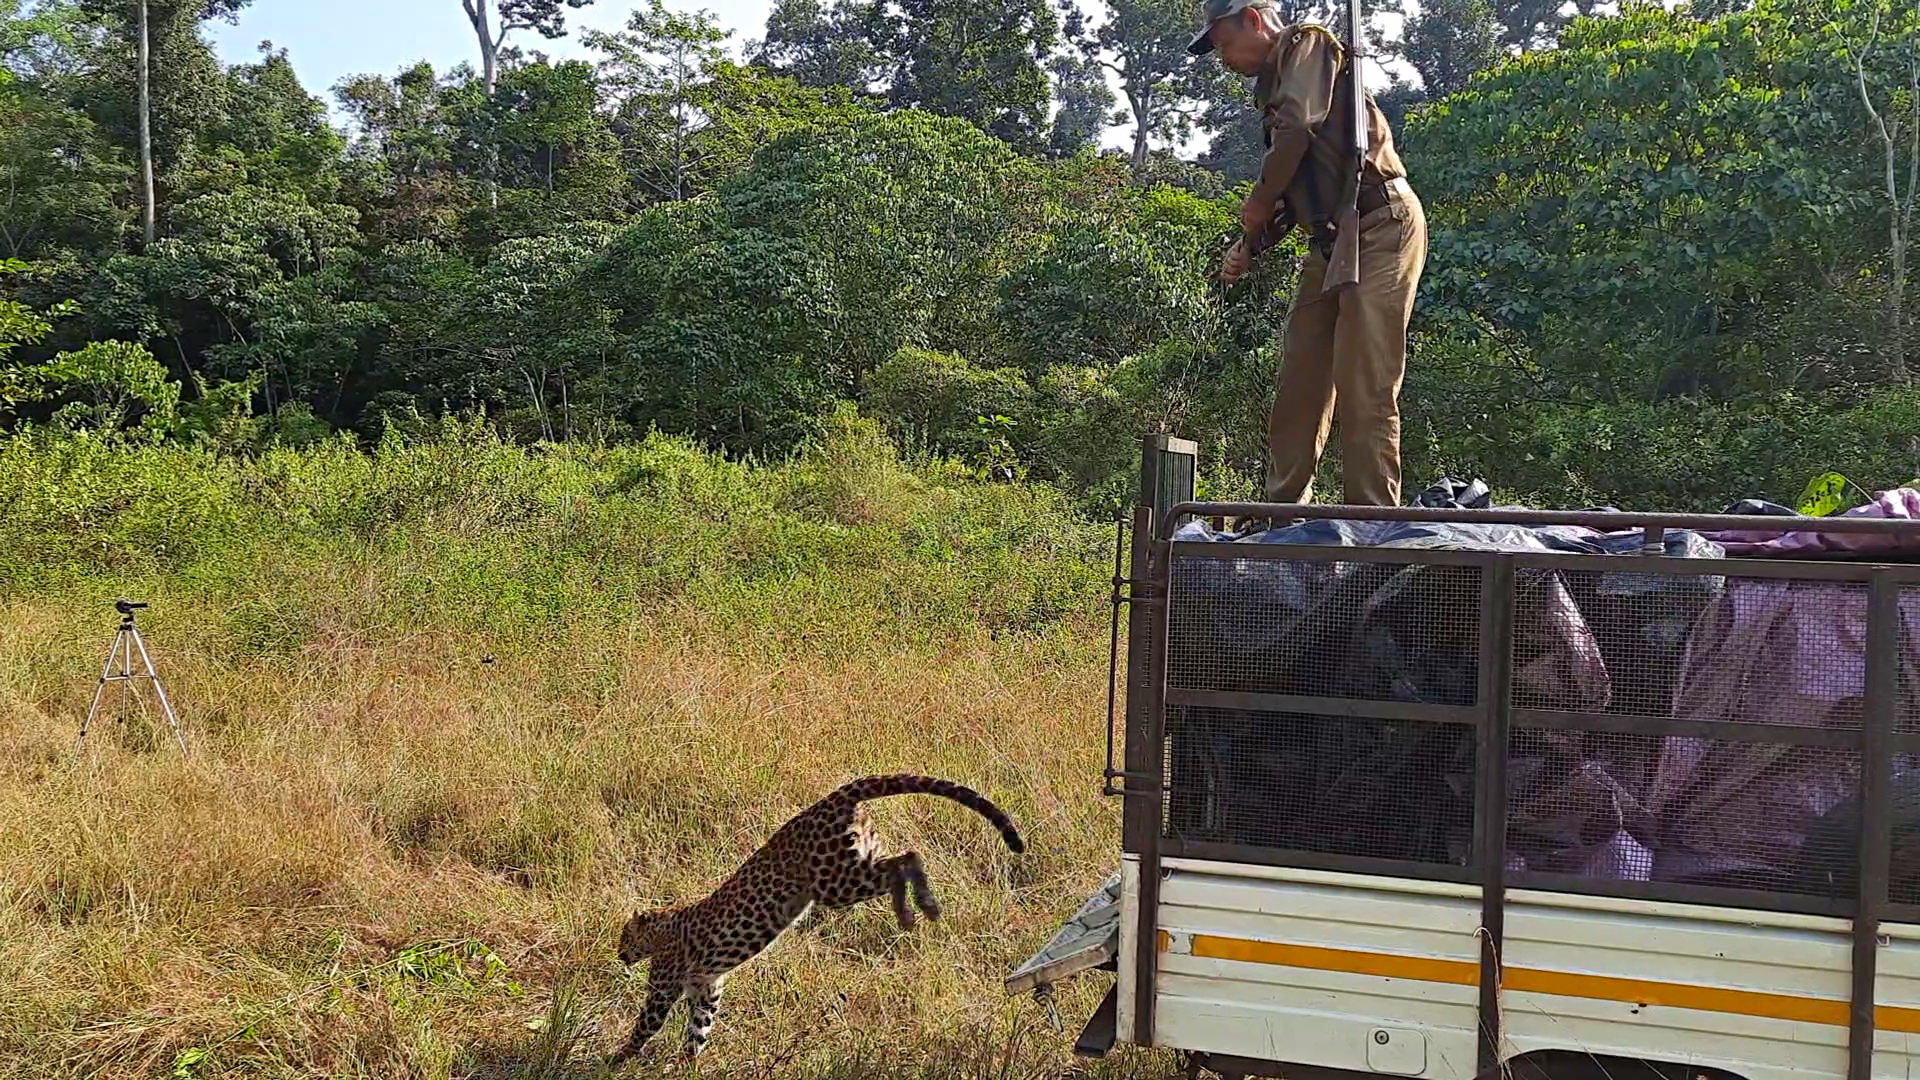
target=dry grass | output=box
[0,422,1176,1078]
[0,594,1171,1079]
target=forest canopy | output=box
[3,0,1918,510]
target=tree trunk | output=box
[1128,83,1151,174]
[1894,238,1908,380]
[137,0,155,246]
[1852,7,1911,382]
[1898,46,1919,382]
[673,43,688,200]
[1880,100,1907,380]
[466,0,499,95]
[462,0,502,208]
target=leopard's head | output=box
[617,909,666,964]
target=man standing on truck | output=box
[1195,0,1428,507]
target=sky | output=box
[202,1,1425,158]
[205,0,776,88]
[203,0,1144,151]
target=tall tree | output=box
[877,0,1059,149]
[136,0,152,243]
[755,0,889,95]
[756,0,1058,147]
[586,0,728,202]
[1489,0,1601,49]
[460,0,594,207]
[1194,70,1263,183]
[2,0,87,75]
[1378,0,1593,67]
[1063,0,1198,173]
[460,0,593,96]
[217,44,347,196]
[78,0,250,243]
[1842,0,1920,381]
[335,62,472,246]
[485,60,617,206]
[74,1,247,244]
[1,1,131,262]
[1407,0,1895,403]
[1397,0,1502,98]
[677,61,875,193]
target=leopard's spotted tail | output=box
[831,774,1025,854]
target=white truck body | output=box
[1125,856,1920,1080]
[1005,436,1920,1080]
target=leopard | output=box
[606,773,1025,1066]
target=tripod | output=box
[78,599,188,755]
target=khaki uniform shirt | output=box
[1247,24,1406,223]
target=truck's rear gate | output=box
[1014,436,1920,1080]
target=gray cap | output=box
[1187,0,1275,55]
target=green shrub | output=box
[0,418,1110,653]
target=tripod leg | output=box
[119,627,134,730]
[77,629,126,751]
[130,628,188,756]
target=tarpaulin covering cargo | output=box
[1164,504,1920,897]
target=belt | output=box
[1357,176,1410,215]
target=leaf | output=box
[1795,471,1860,516]
[171,1047,210,1079]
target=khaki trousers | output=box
[1266,179,1429,507]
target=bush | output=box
[864,347,1032,465]
[1401,322,1920,508]
[777,404,932,529]
[0,420,1111,646]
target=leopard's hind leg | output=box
[817,852,935,930]
[895,851,940,921]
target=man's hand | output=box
[1240,194,1275,239]
[1219,238,1250,285]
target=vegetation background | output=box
[2,0,1919,1074]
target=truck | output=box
[1006,435,1920,1080]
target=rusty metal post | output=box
[1124,434,1193,1049]
[1133,522,1175,1049]
[1123,435,1195,851]
[1142,435,1199,526]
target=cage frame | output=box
[1111,443,1920,1080]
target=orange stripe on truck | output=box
[1158,931,1920,1031]
[1185,933,1479,986]
[1503,967,1847,1027]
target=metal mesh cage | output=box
[1166,555,1483,704]
[1504,728,1860,897]
[1152,541,1920,907]
[1163,707,1476,867]
[1883,759,1920,907]
[1897,586,1920,736]
[1685,576,1869,729]
[1512,568,1718,719]
[1896,589,1920,908]
[1512,570,1872,726]
[1162,552,1482,869]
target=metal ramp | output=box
[1003,869,1122,996]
